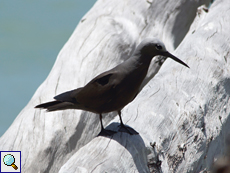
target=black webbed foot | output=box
[97,128,117,137]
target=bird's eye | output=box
[155,44,162,50]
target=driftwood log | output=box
[1,0,230,172]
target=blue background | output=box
[0,0,96,137]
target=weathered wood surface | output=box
[1,0,230,172]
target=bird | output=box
[35,38,189,136]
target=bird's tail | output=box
[35,101,74,112]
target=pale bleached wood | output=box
[3,0,230,172]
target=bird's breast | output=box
[101,70,147,112]
[76,65,149,114]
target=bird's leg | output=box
[99,114,104,131]
[97,114,116,136]
[118,110,125,126]
[118,110,138,135]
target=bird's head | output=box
[136,38,189,68]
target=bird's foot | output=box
[118,124,139,135]
[97,129,117,137]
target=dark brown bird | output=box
[35,38,189,136]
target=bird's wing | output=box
[52,69,122,113]
[74,70,120,108]
[54,88,83,103]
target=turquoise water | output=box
[0,0,96,137]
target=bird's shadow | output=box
[100,122,148,172]
[98,122,139,137]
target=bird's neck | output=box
[117,54,153,85]
[125,54,152,71]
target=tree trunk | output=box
[1,0,230,172]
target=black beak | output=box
[163,51,189,68]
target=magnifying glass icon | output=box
[3,154,18,170]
